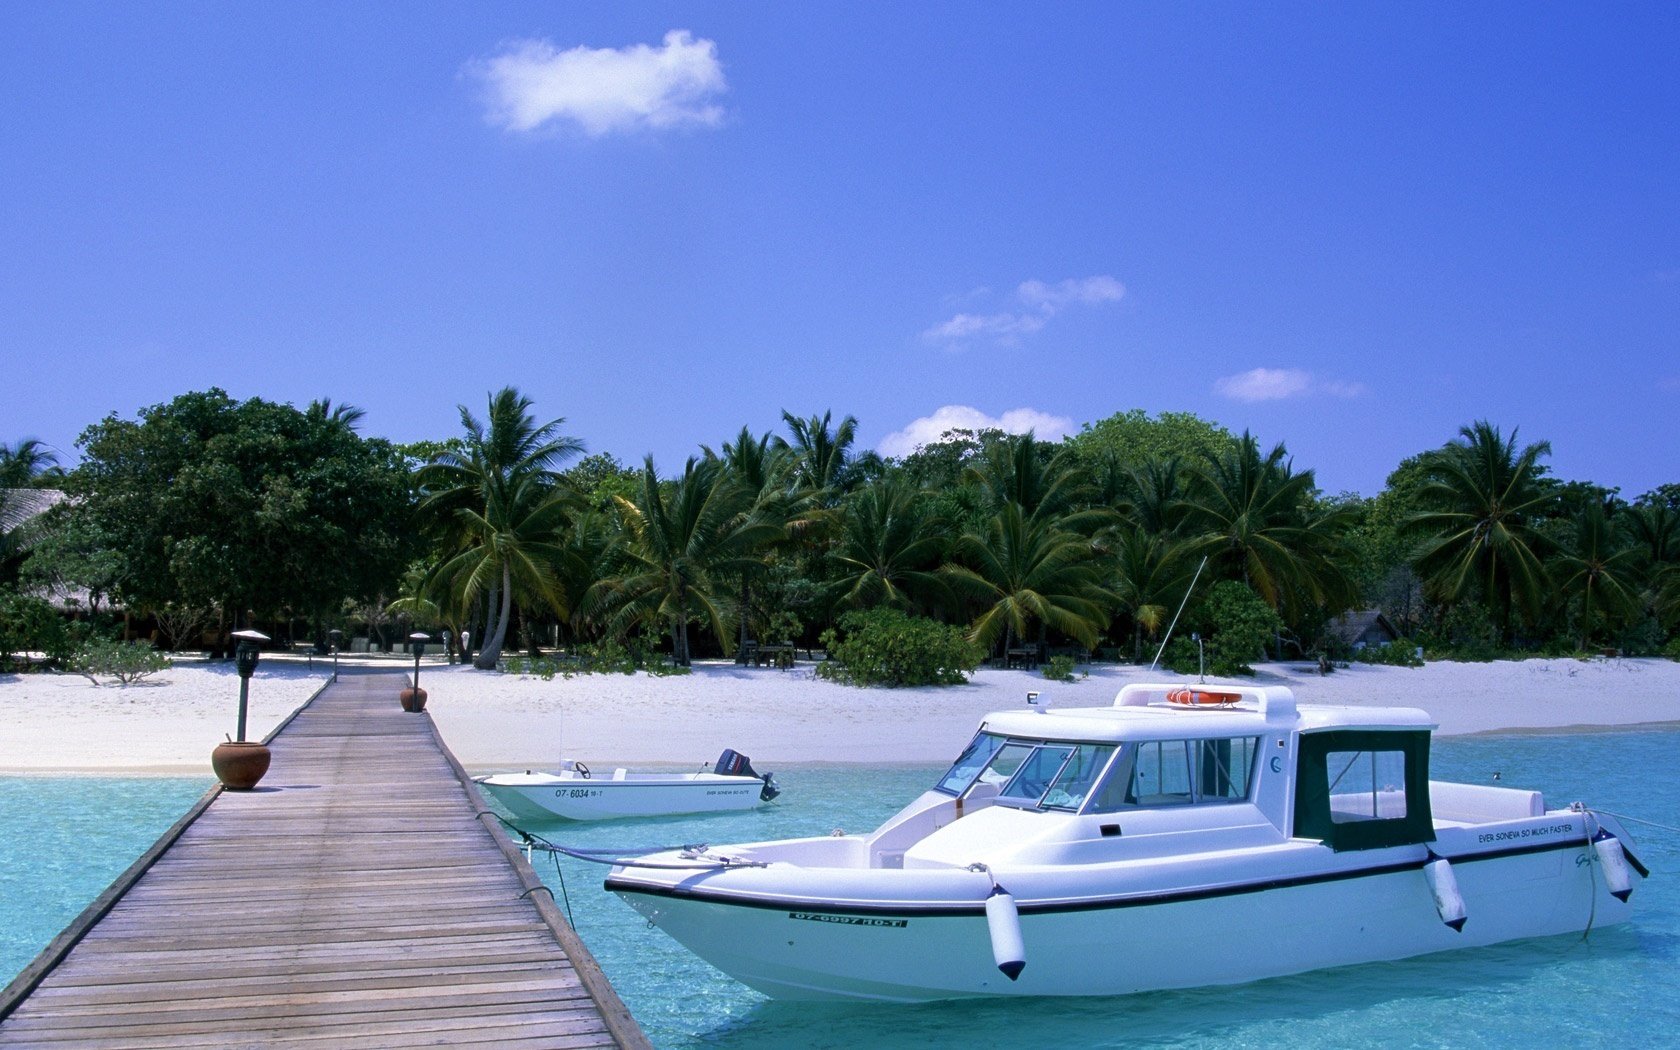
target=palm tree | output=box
[0,438,59,488]
[943,504,1114,658]
[1406,421,1554,644]
[778,409,860,505]
[1109,526,1199,662]
[962,432,1111,533]
[713,426,795,650]
[417,388,585,669]
[1552,502,1642,650]
[587,457,784,666]
[305,398,367,432]
[1178,433,1356,617]
[1,439,60,584]
[827,479,951,612]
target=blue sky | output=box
[3,3,1676,497]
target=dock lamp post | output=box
[211,629,273,790]
[401,632,431,712]
[328,629,342,682]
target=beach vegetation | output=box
[943,502,1114,660]
[1407,421,1555,646]
[16,398,1680,669]
[64,636,171,685]
[816,607,982,686]
[416,387,585,669]
[587,456,783,667]
[1160,580,1283,677]
[67,389,414,649]
[1040,653,1083,681]
[0,591,71,669]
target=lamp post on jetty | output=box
[328,629,342,682]
[401,631,430,712]
[212,629,273,790]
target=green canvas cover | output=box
[1292,729,1435,851]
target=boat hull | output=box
[477,772,767,821]
[610,833,1634,1001]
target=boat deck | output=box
[0,666,650,1049]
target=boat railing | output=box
[1114,683,1297,718]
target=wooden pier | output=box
[0,668,651,1049]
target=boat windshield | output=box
[997,743,1118,810]
[934,732,1008,795]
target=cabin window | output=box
[998,745,1075,804]
[1086,737,1260,812]
[1042,744,1117,810]
[934,732,1007,795]
[1293,729,1435,851]
[1326,749,1408,823]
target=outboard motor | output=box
[716,749,781,802]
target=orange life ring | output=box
[1167,688,1241,706]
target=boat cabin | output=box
[926,683,1438,852]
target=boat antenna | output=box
[1149,555,1208,672]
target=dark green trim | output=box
[1293,729,1436,851]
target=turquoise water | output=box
[3,735,1676,1048]
[0,776,211,983]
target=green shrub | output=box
[0,592,71,670]
[65,637,171,685]
[499,634,690,679]
[1041,654,1082,682]
[1352,639,1424,668]
[1162,582,1283,677]
[816,608,982,687]
[1664,636,1680,662]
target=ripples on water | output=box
[4,735,1676,1048]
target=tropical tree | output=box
[1551,501,1642,650]
[943,503,1114,658]
[827,478,950,613]
[1108,526,1199,662]
[71,390,414,641]
[587,456,783,666]
[0,439,59,488]
[1406,421,1554,644]
[713,426,795,649]
[778,409,861,506]
[1178,433,1357,619]
[417,387,585,668]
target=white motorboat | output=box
[476,749,780,821]
[605,684,1645,1001]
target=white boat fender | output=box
[985,886,1026,980]
[1424,851,1467,932]
[1592,831,1634,903]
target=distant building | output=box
[1327,609,1402,652]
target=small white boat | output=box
[475,749,780,822]
[605,684,1646,1001]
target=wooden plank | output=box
[0,670,651,1050]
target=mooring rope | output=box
[494,814,768,870]
[1588,809,1680,836]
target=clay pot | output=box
[399,686,428,712]
[212,741,272,790]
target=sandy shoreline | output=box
[3,654,1679,776]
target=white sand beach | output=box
[2,655,1679,776]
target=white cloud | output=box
[923,311,1048,342]
[1017,276,1125,310]
[877,405,1076,459]
[923,274,1124,347]
[473,30,727,136]
[1214,367,1366,402]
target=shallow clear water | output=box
[0,775,211,983]
[3,735,1676,1049]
